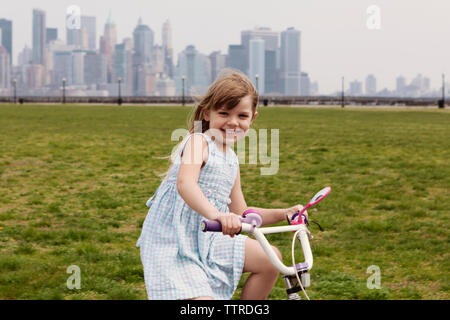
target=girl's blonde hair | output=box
[159,69,259,181]
[187,69,259,133]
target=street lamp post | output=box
[341,76,345,108]
[442,74,445,109]
[181,76,185,106]
[255,74,259,106]
[118,77,122,105]
[62,78,67,104]
[13,79,17,104]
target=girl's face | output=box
[204,95,258,148]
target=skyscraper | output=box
[84,52,107,86]
[82,16,97,50]
[228,45,246,74]
[0,19,12,65]
[365,74,377,96]
[18,46,32,66]
[396,76,406,96]
[249,38,265,94]
[0,45,10,90]
[132,18,155,95]
[209,51,227,82]
[46,28,58,44]
[100,12,117,83]
[175,45,211,95]
[349,80,363,96]
[67,16,96,51]
[241,27,279,76]
[162,19,174,78]
[72,50,86,85]
[26,64,46,90]
[300,72,310,96]
[114,40,133,95]
[280,27,301,95]
[264,50,276,94]
[32,9,46,65]
[133,18,154,67]
[53,51,72,85]
[152,45,165,74]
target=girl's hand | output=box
[217,212,242,238]
[286,205,308,224]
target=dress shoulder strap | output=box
[177,132,212,158]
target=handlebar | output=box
[201,210,313,275]
[201,210,263,234]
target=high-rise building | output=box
[241,27,279,76]
[175,45,211,95]
[46,28,58,44]
[349,80,363,96]
[411,74,424,91]
[132,18,155,95]
[300,72,310,96]
[67,16,96,50]
[18,46,32,66]
[249,38,265,94]
[84,52,107,86]
[72,50,86,85]
[0,45,10,90]
[228,45,246,74]
[162,19,174,78]
[134,66,156,96]
[310,81,319,95]
[81,16,97,50]
[423,76,431,92]
[264,50,276,94]
[396,76,406,96]
[100,12,117,83]
[45,40,75,86]
[155,74,176,96]
[133,18,154,67]
[280,27,301,95]
[209,51,227,82]
[152,45,165,74]
[113,40,133,95]
[0,19,12,65]
[365,74,377,96]
[53,51,72,85]
[32,9,47,65]
[25,64,46,89]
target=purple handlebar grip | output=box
[201,220,224,232]
[201,220,243,234]
[201,211,263,233]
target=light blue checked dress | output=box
[136,132,247,300]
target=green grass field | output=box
[0,104,448,300]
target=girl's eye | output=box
[240,115,249,118]
[219,112,228,116]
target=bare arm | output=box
[177,134,219,220]
[177,134,242,236]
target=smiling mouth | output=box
[221,129,241,137]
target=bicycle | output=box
[201,186,331,300]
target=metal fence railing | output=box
[0,95,446,107]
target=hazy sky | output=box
[3,0,450,94]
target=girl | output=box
[137,70,306,300]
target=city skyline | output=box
[1,0,449,95]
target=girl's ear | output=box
[251,111,258,123]
[204,109,210,122]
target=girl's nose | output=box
[227,117,239,127]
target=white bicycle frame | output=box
[203,187,331,299]
[240,222,313,276]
